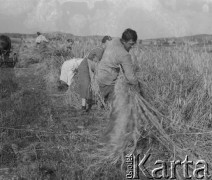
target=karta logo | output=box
[125,154,210,179]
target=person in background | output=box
[96,28,138,104]
[0,35,11,67]
[35,32,49,46]
[65,38,74,58]
[66,39,74,51]
[78,35,112,112]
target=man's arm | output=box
[119,54,138,85]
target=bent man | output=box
[96,28,138,103]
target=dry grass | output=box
[0,33,114,179]
[95,45,212,179]
[1,33,212,179]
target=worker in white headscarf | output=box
[58,58,83,91]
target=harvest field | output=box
[1,32,212,179]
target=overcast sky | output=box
[0,0,212,39]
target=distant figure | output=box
[0,35,12,67]
[35,32,49,46]
[77,35,112,112]
[96,28,138,103]
[65,39,74,57]
[66,39,74,51]
[58,58,83,91]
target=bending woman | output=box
[77,36,112,112]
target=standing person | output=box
[96,28,138,103]
[0,35,11,67]
[78,35,112,112]
[66,39,74,51]
[65,38,74,58]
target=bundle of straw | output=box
[96,75,206,179]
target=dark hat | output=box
[37,32,41,35]
[102,35,112,43]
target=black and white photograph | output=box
[1,0,212,179]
